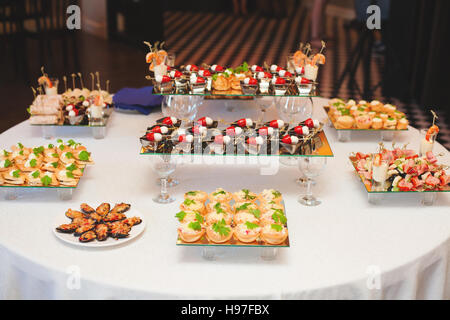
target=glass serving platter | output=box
[141,131,334,157]
[30,109,113,128]
[152,85,319,98]
[176,200,290,248]
[349,156,450,193]
[323,106,409,132]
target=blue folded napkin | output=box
[113,86,163,115]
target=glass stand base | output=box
[260,247,279,261]
[92,126,106,139]
[337,130,351,142]
[57,188,74,200]
[1,188,18,200]
[368,192,438,206]
[298,195,321,206]
[41,126,56,139]
[421,192,437,206]
[153,194,175,204]
[1,187,73,200]
[368,193,383,204]
[381,131,395,141]
[201,246,279,261]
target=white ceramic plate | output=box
[53,209,146,248]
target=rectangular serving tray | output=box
[349,156,450,193]
[176,200,290,248]
[324,106,409,131]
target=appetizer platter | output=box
[28,69,113,138]
[175,189,289,247]
[140,116,333,157]
[351,148,448,193]
[0,139,93,189]
[144,41,325,97]
[54,202,145,247]
[324,98,409,131]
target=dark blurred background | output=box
[0,0,449,147]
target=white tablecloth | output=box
[0,98,449,299]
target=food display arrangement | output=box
[29,69,113,126]
[324,98,409,130]
[140,116,333,156]
[176,188,289,247]
[55,202,143,243]
[0,139,93,188]
[144,41,326,97]
[350,147,449,192]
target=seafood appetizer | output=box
[29,68,113,126]
[140,117,330,156]
[55,202,141,243]
[350,145,449,192]
[0,139,93,187]
[175,188,289,246]
[325,98,409,130]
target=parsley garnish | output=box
[236,202,252,212]
[66,163,77,171]
[12,170,20,178]
[78,151,90,161]
[183,199,195,206]
[212,219,230,236]
[3,150,8,157]
[51,162,58,168]
[19,150,24,156]
[29,159,37,167]
[272,212,287,224]
[175,211,187,222]
[66,171,74,179]
[57,139,63,143]
[271,224,283,232]
[59,144,65,150]
[67,139,76,147]
[47,144,54,149]
[213,190,226,196]
[51,153,59,158]
[188,221,202,231]
[214,202,225,214]
[65,152,74,159]
[245,221,259,230]
[17,143,23,149]
[32,171,40,178]
[41,175,52,186]
[249,209,261,219]
[242,189,256,200]
[195,212,204,224]
[3,159,11,168]
[33,146,44,155]
[186,191,197,196]
[272,190,281,198]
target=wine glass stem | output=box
[161,177,168,198]
[305,179,313,200]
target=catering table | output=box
[0,97,449,299]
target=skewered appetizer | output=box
[55,202,141,243]
[0,139,93,187]
[326,98,409,130]
[175,189,289,245]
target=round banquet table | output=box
[0,97,449,300]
